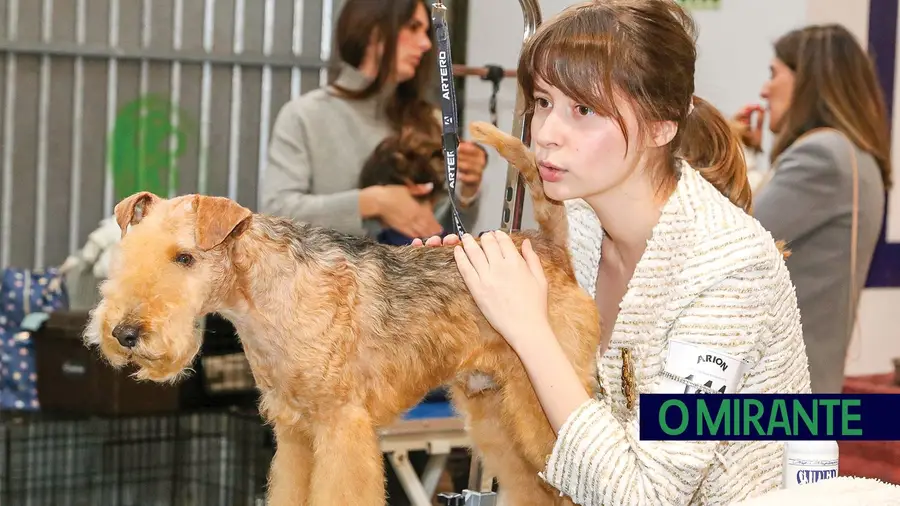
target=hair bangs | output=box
[518,9,621,120]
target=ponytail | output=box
[677,96,790,258]
[677,95,753,214]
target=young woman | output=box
[734,24,892,394]
[417,1,811,504]
[260,0,487,240]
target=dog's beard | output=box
[91,301,204,384]
[129,318,203,384]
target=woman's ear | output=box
[360,29,385,77]
[650,120,679,147]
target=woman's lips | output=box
[538,162,567,182]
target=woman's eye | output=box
[535,98,551,108]
[576,105,594,116]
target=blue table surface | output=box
[401,400,458,420]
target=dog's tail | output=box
[468,121,568,248]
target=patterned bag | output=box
[0,267,69,411]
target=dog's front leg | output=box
[267,424,313,506]
[307,406,384,506]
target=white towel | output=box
[732,477,900,506]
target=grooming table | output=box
[379,401,472,506]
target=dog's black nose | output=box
[112,323,141,348]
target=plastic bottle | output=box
[782,441,840,489]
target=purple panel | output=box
[866,0,900,287]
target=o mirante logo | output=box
[639,394,896,441]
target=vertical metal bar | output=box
[34,0,54,269]
[138,0,152,192]
[103,0,121,217]
[290,0,303,98]
[227,0,245,201]
[1,0,18,269]
[319,0,334,86]
[467,4,545,496]
[69,0,87,255]
[499,0,542,233]
[257,0,274,198]
[169,0,183,197]
[198,0,214,195]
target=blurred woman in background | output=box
[735,24,892,393]
[260,0,486,241]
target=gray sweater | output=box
[259,64,481,237]
[753,129,885,394]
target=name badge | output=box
[656,340,751,394]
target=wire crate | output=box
[0,408,275,506]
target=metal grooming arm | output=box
[499,0,543,234]
[453,2,543,505]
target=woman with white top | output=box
[417,1,812,504]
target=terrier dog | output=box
[83,121,602,506]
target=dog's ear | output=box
[114,191,160,238]
[192,195,252,251]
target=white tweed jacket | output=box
[541,161,813,505]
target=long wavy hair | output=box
[330,0,440,139]
[770,24,892,190]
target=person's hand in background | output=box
[457,141,487,199]
[733,104,765,151]
[360,184,443,238]
[411,233,461,247]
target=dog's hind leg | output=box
[307,406,385,506]
[450,386,569,506]
[267,424,314,506]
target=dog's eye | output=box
[174,253,195,267]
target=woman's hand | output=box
[458,142,487,198]
[360,184,443,238]
[453,231,550,350]
[410,234,460,247]
[733,104,765,151]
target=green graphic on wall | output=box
[676,0,721,10]
[109,95,195,202]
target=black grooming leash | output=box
[431,1,467,237]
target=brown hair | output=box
[331,0,440,138]
[770,24,892,190]
[517,0,752,212]
[358,131,445,202]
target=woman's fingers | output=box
[493,230,521,260]
[461,233,491,274]
[478,231,505,261]
[522,239,546,285]
[454,245,481,287]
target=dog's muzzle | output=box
[112,323,142,349]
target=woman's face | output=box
[529,78,644,203]
[394,2,432,82]
[760,57,796,133]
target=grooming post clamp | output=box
[499,0,543,233]
[434,0,543,503]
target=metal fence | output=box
[0,0,341,271]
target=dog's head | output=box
[359,131,445,202]
[84,191,252,383]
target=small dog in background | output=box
[359,131,448,245]
[83,121,601,506]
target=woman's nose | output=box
[533,113,563,149]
